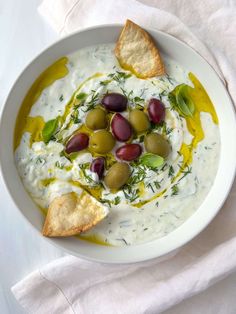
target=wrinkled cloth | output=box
[12,0,236,313]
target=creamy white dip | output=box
[15,44,220,246]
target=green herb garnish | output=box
[169,84,195,117]
[168,165,174,178]
[114,196,121,205]
[122,184,139,202]
[76,92,87,100]
[42,118,59,144]
[108,71,131,84]
[55,161,64,169]
[99,198,112,208]
[178,166,192,182]
[140,153,164,169]
[83,90,99,112]
[171,184,179,196]
[176,85,195,116]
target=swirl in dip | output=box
[14,44,220,246]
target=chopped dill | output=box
[127,166,147,185]
[114,196,121,205]
[178,166,192,182]
[99,198,112,208]
[70,110,81,124]
[79,163,99,185]
[55,161,64,169]
[159,90,167,101]
[168,165,174,178]
[166,74,174,85]
[36,157,45,165]
[108,71,131,84]
[166,127,174,135]
[171,184,179,196]
[140,88,148,98]
[160,163,168,171]
[100,79,110,86]
[147,183,154,193]
[82,90,100,112]
[116,238,128,245]
[122,184,139,202]
[154,180,162,189]
[59,94,64,102]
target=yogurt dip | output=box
[14,44,220,246]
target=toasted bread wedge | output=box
[115,20,165,78]
[42,191,109,237]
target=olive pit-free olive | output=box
[129,109,150,133]
[89,130,115,154]
[104,162,131,190]
[144,133,170,158]
[85,108,107,130]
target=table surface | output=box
[0,1,236,313]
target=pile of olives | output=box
[65,92,171,190]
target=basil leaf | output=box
[176,85,195,117]
[42,118,58,144]
[140,153,164,168]
[76,92,87,100]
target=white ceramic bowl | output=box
[0,25,236,263]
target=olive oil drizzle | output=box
[14,57,69,150]
[133,72,219,207]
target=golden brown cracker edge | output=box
[115,19,165,78]
[42,192,108,237]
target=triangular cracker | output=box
[115,20,165,78]
[42,191,109,237]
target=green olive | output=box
[89,130,115,154]
[144,133,171,158]
[85,108,107,130]
[129,109,150,133]
[104,162,131,190]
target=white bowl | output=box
[0,25,235,263]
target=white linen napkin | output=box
[12,0,236,313]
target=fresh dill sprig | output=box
[82,90,99,112]
[154,180,162,189]
[55,161,64,169]
[99,198,112,208]
[114,196,121,205]
[127,166,147,185]
[100,79,111,86]
[171,184,179,196]
[79,163,99,185]
[108,71,131,84]
[178,165,192,183]
[147,183,155,193]
[168,165,175,178]
[122,184,139,202]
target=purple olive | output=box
[111,113,132,142]
[65,133,89,154]
[90,157,105,179]
[116,144,142,161]
[148,98,165,124]
[102,93,127,112]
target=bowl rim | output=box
[0,23,236,264]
